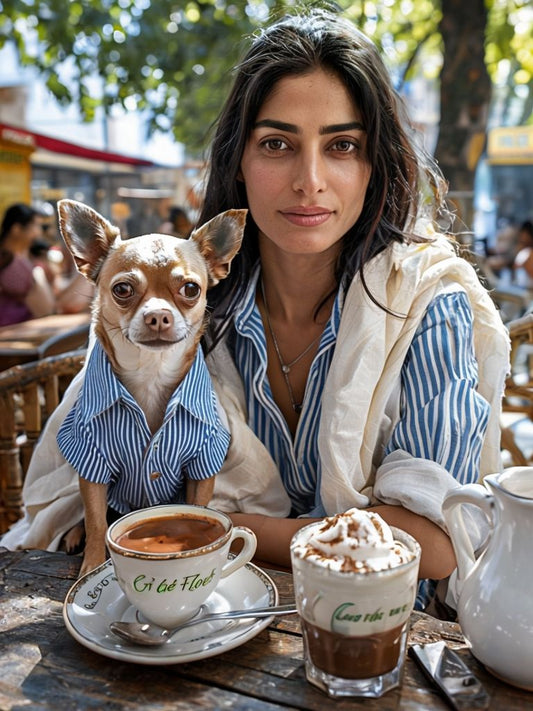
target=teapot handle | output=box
[442,484,495,587]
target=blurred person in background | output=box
[54,232,95,315]
[484,220,519,284]
[29,236,58,287]
[158,205,194,237]
[512,220,533,291]
[0,203,55,326]
[54,266,95,314]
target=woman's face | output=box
[240,68,372,258]
[17,217,42,246]
[518,228,533,250]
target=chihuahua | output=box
[56,200,246,576]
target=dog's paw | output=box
[186,476,215,507]
[79,546,108,578]
[61,522,86,555]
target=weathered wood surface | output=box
[1,548,532,710]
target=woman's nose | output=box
[291,149,327,194]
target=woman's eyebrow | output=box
[254,119,298,133]
[253,119,365,134]
[320,121,365,134]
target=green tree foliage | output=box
[1,1,530,143]
[0,0,290,152]
[0,0,531,214]
[486,0,533,125]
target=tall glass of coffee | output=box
[290,508,421,698]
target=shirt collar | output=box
[79,341,217,425]
[81,341,128,418]
[171,348,218,424]
[234,263,261,335]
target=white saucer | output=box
[63,558,278,665]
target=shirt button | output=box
[150,472,161,480]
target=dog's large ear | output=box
[58,199,121,282]
[190,209,247,286]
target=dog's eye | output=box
[179,282,201,300]
[112,282,134,300]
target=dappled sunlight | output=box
[1,591,62,632]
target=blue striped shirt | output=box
[57,341,230,514]
[232,268,489,516]
[384,291,489,481]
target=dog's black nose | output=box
[144,309,174,332]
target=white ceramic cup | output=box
[106,504,257,628]
[290,525,421,698]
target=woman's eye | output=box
[331,139,358,153]
[112,282,134,300]
[179,282,201,300]
[260,137,289,152]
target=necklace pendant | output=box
[281,364,291,374]
[293,403,302,414]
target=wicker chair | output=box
[0,349,86,535]
[501,313,533,466]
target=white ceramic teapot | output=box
[442,467,533,691]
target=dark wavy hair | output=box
[0,203,41,269]
[0,203,39,242]
[200,8,448,350]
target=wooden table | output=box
[0,313,90,370]
[1,549,531,710]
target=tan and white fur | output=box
[57,200,246,576]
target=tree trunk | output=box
[436,0,492,235]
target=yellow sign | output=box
[0,129,35,218]
[487,126,533,164]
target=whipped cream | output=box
[292,508,415,573]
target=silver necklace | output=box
[260,278,321,413]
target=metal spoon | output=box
[109,603,298,646]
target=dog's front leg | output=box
[78,478,109,578]
[186,477,215,507]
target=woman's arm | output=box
[230,505,455,580]
[514,247,533,279]
[385,291,489,486]
[55,272,94,314]
[25,265,55,317]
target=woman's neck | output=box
[257,243,339,437]
[258,246,339,326]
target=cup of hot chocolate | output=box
[106,504,257,628]
[290,508,421,698]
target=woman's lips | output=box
[280,208,333,227]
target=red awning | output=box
[0,121,156,167]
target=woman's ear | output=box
[237,167,245,182]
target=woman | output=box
[1,9,508,612]
[158,205,194,238]
[0,203,55,326]
[513,220,533,291]
[198,9,509,605]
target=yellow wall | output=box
[0,128,35,218]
